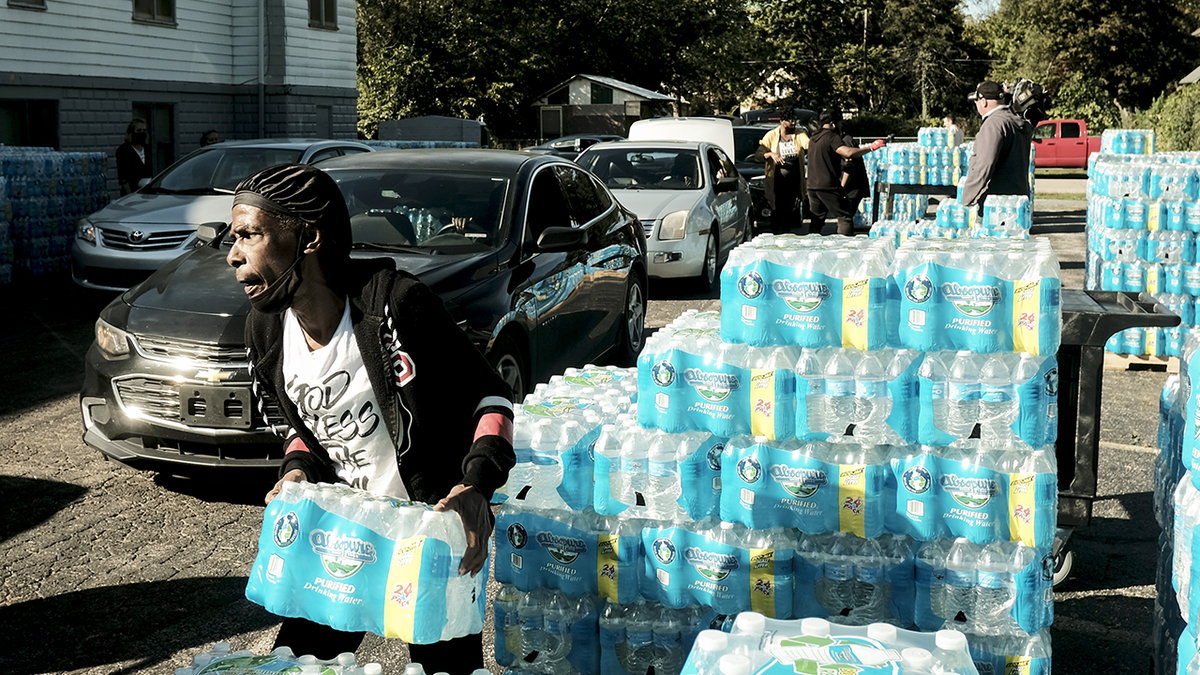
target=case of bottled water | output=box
[911,537,1053,635]
[719,436,887,538]
[679,617,980,675]
[966,629,1052,675]
[719,235,895,351]
[1101,129,1157,155]
[245,481,486,644]
[892,238,1062,355]
[593,424,724,522]
[495,587,604,675]
[640,521,795,618]
[173,643,385,675]
[793,347,922,444]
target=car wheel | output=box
[697,228,718,293]
[488,336,528,402]
[615,273,647,365]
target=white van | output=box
[627,117,737,163]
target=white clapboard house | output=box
[0,0,357,186]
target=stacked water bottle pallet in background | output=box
[491,234,1062,675]
[1080,129,1200,358]
[173,643,386,675]
[0,146,110,284]
[245,481,488,644]
[1162,331,1200,675]
[871,195,1034,245]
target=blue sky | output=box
[962,0,1000,19]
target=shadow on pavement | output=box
[1052,593,1155,674]
[647,276,720,302]
[1031,209,1086,235]
[0,576,277,674]
[0,277,118,419]
[154,469,279,507]
[1056,491,1159,592]
[0,475,88,543]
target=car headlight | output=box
[95,318,129,359]
[659,210,689,240]
[76,217,96,245]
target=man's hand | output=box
[434,484,493,577]
[265,468,307,505]
[868,139,887,151]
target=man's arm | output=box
[836,139,886,160]
[961,119,1001,207]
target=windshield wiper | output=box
[351,242,426,253]
[174,187,234,195]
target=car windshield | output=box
[334,168,510,253]
[577,148,702,191]
[146,147,305,194]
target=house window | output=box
[8,0,46,10]
[133,0,175,23]
[590,83,613,105]
[546,88,569,105]
[310,0,337,29]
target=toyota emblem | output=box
[129,230,146,243]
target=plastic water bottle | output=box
[623,603,656,675]
[900,647,933,673]
[854,352,889,438]
[647,430,682,519]
[496,584,522,660]
[817,532,857,615]
[599,600,628,671]
[931,630,973,674]
[530,419,565,507]
[824,351,857,435]
[974,541,1013,635]
[920,352,950,435]
[947,352,979,438]
[718,655,751,675]
[652,606,685,675]
[616,424,649,508]
[851,537,890,624]
[729,612,766,665]
[517,590,546,665]
[916,540,948,622]
[943,538,977,622]
[506,424,534,501]
[797,348,826,434]
[693,630,729,675]
[543,592,578,675]
[978,356,1017,444]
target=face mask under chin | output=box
[249,234,310,314]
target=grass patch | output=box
[1036,169,1088,179]
[1035,192,1086,201]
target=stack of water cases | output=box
[1082,131,1200,358]
[172,643,386,675]
[0,146,110,284]
[246,481,488,644]
[855,127,966,227]
[871,195,1033,245]
[1165,331,1200,675]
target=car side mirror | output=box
[714,176,740,194]
[196,222,227,245]
[536,226,588,252]
[1033,137,1043,143]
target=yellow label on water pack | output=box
[1012,279,1042,355]
[1147,266,1160,294]
[597,534,620,601]
[750,369,777,439]
[749,548,779,617]
[968,208,978,228]
[1008,473,1037,547]
[1149,205,1161,231]
[383,535,427,642]
[1005,655,1033,675]
[838,464,867,537]
[1147,328,1159,356]
[841,278,870,350]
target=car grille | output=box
[113,376,287,427]
[133,334,247,365]
[641,219,656,237]
[100,227,193,251]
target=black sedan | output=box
[80,149,648,471]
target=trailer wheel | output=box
[1053,549,1074,587]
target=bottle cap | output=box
[901,648,933,669]
[866,623,897,643]
[364,666,383,675]
[935,629,968,651]
[718,654,751,675]
[732,611,766,634]
[696,629,729,652]
[800,617,831,637]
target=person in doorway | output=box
[200,129,221,147]
[943,115,964,146]
[960,81,1034,214]
[755,112,808,233]
[116,118,153,196]
[226,163,515,673]
[806,108,885,236]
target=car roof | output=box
[316,148,560,173]
[205,138,373,151]
[584,140,706,151]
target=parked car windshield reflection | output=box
[576,148,704,191]
[338,169,510,253]
[145,146,306,195]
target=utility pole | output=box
[862,8,869,109]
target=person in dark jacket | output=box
[226,163,515,672]
[806,109,885,236]
[960,81,1035,213]
[840,132,871,222]
[116,118,153,196]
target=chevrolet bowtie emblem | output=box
[196,369,234,383]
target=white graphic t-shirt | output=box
[282,303,409,500]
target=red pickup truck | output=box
[1032,119,1102,168]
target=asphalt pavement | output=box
[0,178,1174,674]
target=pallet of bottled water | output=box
[493,366,639,512]
[245,481,486,643]
[174,644,385,675]
[719,237,895,350]
[871,220,962,245]
[680,615,1018,675]
[892,238,1061,355]
[1100,129,1156,155]
[880,142,970,188]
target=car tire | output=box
[614,272,647,366]
[697,228,718,293]
[488,335,528,402]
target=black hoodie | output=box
[245,259,515,504]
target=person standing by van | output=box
[755,112,808,233]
